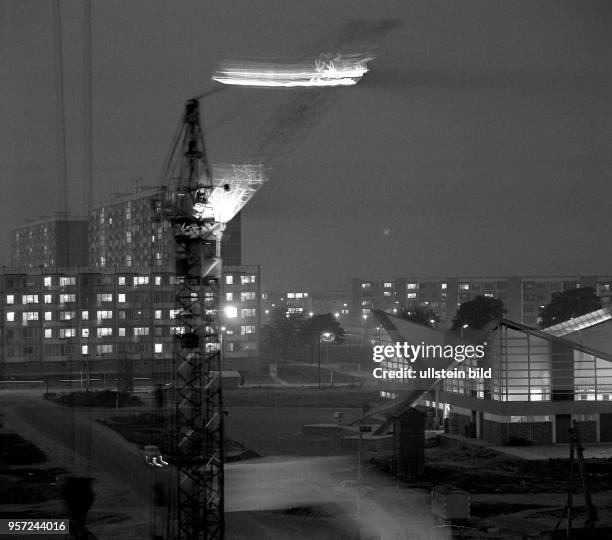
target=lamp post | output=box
[318,332,333,389]
[220,326,226,372]
[317,336,321,390]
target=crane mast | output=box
[163,98,225,540]
[153,21,394,539]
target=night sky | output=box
[2,1,612,290]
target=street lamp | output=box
[318,332,333,389]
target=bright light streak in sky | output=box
[212,53,374,88]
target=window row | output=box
[225,274,257,285]
[7,308,189,322]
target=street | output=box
[0,393,448,539]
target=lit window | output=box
[59,277,76,286]
[240,325,256,335]
[6,312,15,322]
[241,275,256,285]
[81,310,89,320]
[44,294,52,304]
[44,312,52,321]
[407,293,417,299]
[296,293,303,299]
[96,344,112,355]
[23,312,39,322]
[59,294,75,303]
[6,295,14,304]
[118,294,126,303]
[241,308,256,318]
[22,294,39,304]
[225,275,233,285]
[97,328,113,337]
[60,311,75,321]
[43,276,52,287]
[459,283,470,290]
[287,293,295,299]
[155,310,162,320]
[97,293,113,302]
[441,283,447,290]
[384,282,393,288]
[226,292,233,302]
[118,276,126,286]
[44,329,52,339]
[407,283,418,290]
[241,291,256,301]
[59,328,76,338]
[133,327,149,336]
[133,276,149,286]
[97,310,113,320]
[154,343,163,353]
[82,345,88,355]
[361,282,371,289]
[155,276,161,286]
[224,306,238,318]
[118,328,126,337]
[169,309,179,319]
[82,328,89,338]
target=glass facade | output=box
[376,317,612,403]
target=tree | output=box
[539,287,601,328]
[299,313,346,345]
[298,313,346,363]
[451,295,506,331]
[397,305,440,328]
[261,307,303,362]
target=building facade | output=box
[88,189,242,268]
[374,311,612,445]
[0,265,261,379]
[11,216,89,268]
[220,265,261,371]
[354,275,612,329]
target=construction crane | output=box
[154,19,399,540]
[154,99,264,540]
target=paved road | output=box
[1,394,448,539]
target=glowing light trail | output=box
[212,54,373,88]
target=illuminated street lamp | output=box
[318,331,333,389]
